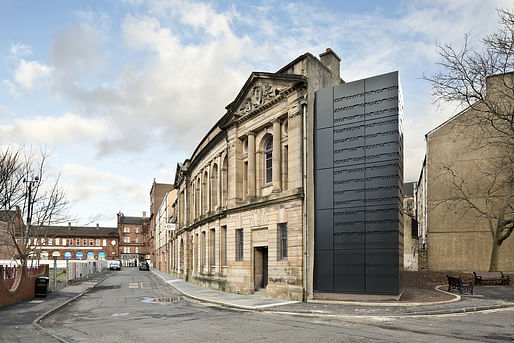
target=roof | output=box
[37,225,119,236]
[119,216,149,225]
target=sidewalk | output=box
[0,271,109,343]
[152,268,514,317]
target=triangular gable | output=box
[225,72,304,120]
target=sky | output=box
[0,0,510,227]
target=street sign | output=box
[165,223,176,231]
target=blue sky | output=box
[0,0,510,226]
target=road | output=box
[40,268,514,343]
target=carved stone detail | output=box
[236,83,284,116]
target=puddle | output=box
[141,296,183,304]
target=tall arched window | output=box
[211,164,218,210]
[222,155,228,207]
[264,137,273,184]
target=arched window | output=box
[264,137,273,184]
[211,164,218,210]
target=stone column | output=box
[248,132,256,197]
[272,119,282,192]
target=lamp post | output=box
[23,176,39,263]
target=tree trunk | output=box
[488,239,501,271]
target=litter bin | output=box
[35,276,50,297]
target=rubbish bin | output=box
[35,276,50,297]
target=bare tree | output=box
[424,9,514,271]
[0,145,70,267]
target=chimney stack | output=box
[68,222,71,232]
[319,48,341,83]
[96,223,99,230]
[142,211,147,218]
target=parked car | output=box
[109,261,121,270]
[138,261,150,271]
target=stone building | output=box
[422,72,514,272]
[25,224,119,261]
[117,213,149,266]
[403,182,419,271]
[149,180,174,267]
[155,188,177,273]
[170,49,344,300]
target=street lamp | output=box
[23,176,39,260]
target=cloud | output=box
[0,112,109,144]
[13,59,53,90]
[2,79,21,98]
[10,42,32,58]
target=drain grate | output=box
[140,296,183,304]
[152,296,183,303]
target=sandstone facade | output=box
[170,50,343,300]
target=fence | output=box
[65,260,110,282]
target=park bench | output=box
[473,271,510,286]
[446,275,473,294]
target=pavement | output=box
[1,268,513,341]
[0,271,110,343]
[151,268,514,317]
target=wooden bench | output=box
[447,275,473,294]
[473,272,510,286]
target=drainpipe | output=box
[299,95,308,301]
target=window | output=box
[89,239,94,246]
[209,229,215,268]
[136,227,139,234]
[62,238,66,245]
[235,229,243,261]
[264,137,273,184]
[96,239,100,246]
[124,236,130,243]
[201,231,206,269]
[278,223,288,260]
[135,247,139,253]
[76,238,80,245]
[221,226,227,266]
[83,239,87,246]
[102,239,106,246]
[41,238,46,245]
[48,238,53,245]
[124,226,130,233]
[135,237,139,243]
[55,238,60,246]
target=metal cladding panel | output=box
[314,71,403,295]
[314,250,334,291]
[334,250,365,292]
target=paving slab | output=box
[152,269,514,317]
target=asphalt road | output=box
[39,268,514,343]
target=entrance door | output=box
[254,247,268,290]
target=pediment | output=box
[226,72,304,119]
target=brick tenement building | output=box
[26,224,119,260]
[0,209,23,260]
[149,180,174,267]
[117,212,150,266]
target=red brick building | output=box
[27,224,119,261]
[117,212,150,266]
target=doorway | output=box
[254,246,268,290]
